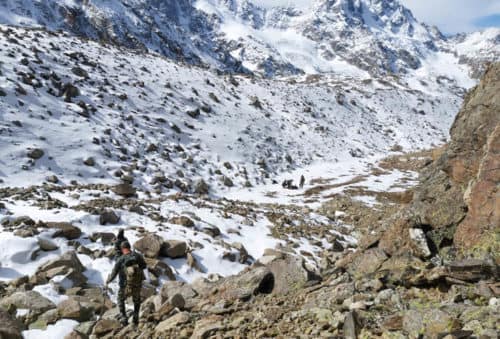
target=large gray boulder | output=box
[57,298,93,322]
[216,266,274,301]
[134,234,164,258]
[160,281,199,310]
[46,222,82,240]
[0,291,56,323]
[262,253,320,295]
[37,251,85,275]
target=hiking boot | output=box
[120,315,128,326]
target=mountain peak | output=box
[0,0,497,78]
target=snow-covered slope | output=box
[0,25,462,190]
[1,0,498,78]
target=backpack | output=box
[123,254,145,288]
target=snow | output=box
[33,283,69,305]
[23,319,78,339]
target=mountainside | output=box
[0,1,499,338]
[0,61,497,339]
[0,25,461,190]
[1,0,499,78]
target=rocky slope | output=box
[0,24,461,190]
[378,63,500,261]
[0,60,498,338]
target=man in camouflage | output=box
[106,241,146,326]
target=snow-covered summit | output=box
[0,0,498,77]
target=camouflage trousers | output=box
[118,285,141,320]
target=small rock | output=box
[83,157,95,166]
[46,175,59,184]
[193,179,209,195]
[112,183,136,198]
[99,210,120,225]
[27,148,44,160]
[38,237,59,251]
[168,216,195,228]
[343,311,361,339]
[155,311,190,333]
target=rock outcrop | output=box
[380,63,500,261]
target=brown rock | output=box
[134,234,164,258]
[46,222,82,240]
[0,309,23,339]
[92,319,120,335]
[161,240,187,258]
[265,253,319,295]
[112,184,136,198]
[379,64,500,259]
[217,266,274,301]
[168,216,195,227]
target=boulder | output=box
[37,237,59,251]
[99,210,120,225]
[347,248,388,278]
[46,222,82,240]
[201,225,221,238]
[191,317,223,339]
[187,252,203,272]
[83,157,95,166]
[403,309,458,339]
[155,311,190,333]
[27,148,44,160]
[144,258,176,280]
[134,234,164,258]
[57,298,92,322]
[446,259,498,282]
[112,184,136,198]
[193,179,209,195]
[409,228,432,258]
[54,269,88,289]
[64,330,88,339]
[37,251,85,275]
[161,240,187,259]
[0,291,55,317]
[0,309,23,339]
[168,216,195,228]
[343,311,361,339]
[154,293,186,318]
[217,266,274,301]
[264,253,319,295]
[89,232,115,245]
[160,281,198,310]
[71,66,88,78]
[92,319,120,336]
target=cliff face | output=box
[380,63,500,260]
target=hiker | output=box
[114,229,129,258]
[299,175,305,189]
[106,241,147,326]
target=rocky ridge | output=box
[0,0,498,77]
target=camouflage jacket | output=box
[108,251,146,288]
